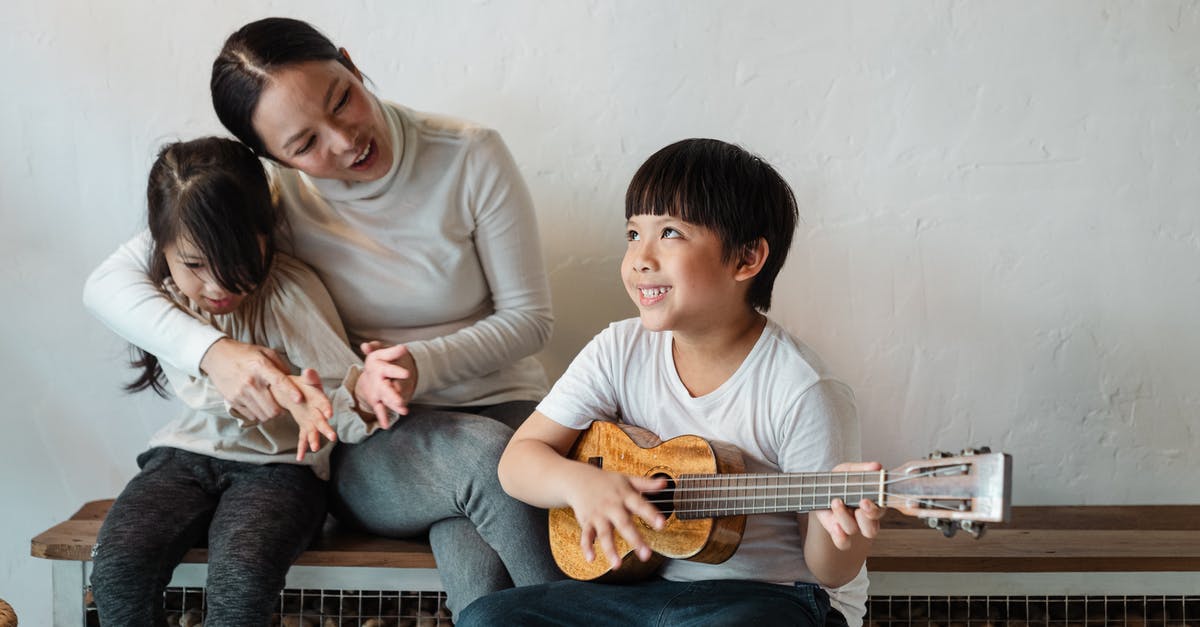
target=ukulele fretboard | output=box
[674,471,885,518]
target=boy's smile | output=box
[636,285,672,306]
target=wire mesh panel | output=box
[79,588,1200,626]
[865,595,1200,626]
[85,586,452,626]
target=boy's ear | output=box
[339,47,364,82]
[733,238,769,283]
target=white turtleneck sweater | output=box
[84,103,552,407]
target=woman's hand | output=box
[813,461,886,550]
[354,341,418,426]
[200,338,318,422]
[274,368,337,460]
[565,469,667,570]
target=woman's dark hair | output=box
[127,137,279,396]
[211,17,354,159]
[625,138,799,312]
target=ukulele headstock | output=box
[885,448,1012,539]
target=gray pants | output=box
[91,447,327,627]
[328,401,564,617]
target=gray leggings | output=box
[328,401,564,617]
[90,447,327,627]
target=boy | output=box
[458,139,882,627]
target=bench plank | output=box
[32,500,1200,573]
[31,499,437,569]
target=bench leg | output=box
[51,560,87,627]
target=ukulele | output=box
[549,420,1011,582]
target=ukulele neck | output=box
[673,470,886,518]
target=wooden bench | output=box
[32,501,1200,625]
[32,499,442,626]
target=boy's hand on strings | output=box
[813,461,886,550]
[202,338,323,422]
[566,469,667,570]
[275,368,337,461]
[355,341,417,427]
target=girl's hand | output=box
[566,470,667,570]
[275,368,337,461]
[201,338,318,422]
[813,461,886,550]
[354,341,417,426]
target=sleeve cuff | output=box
[186,328,232,379]
[403,340,437,399]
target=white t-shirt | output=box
[538,317,869,626]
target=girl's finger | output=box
[319,419,337,443]
[373,400,390,427]
[374,402,391,429]
[264,368,303,405]
[372,363,411,380]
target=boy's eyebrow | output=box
[627,215,679,226]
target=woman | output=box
[83,17,561,617]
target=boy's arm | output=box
[801,461,885,588]
[499,412,666,567]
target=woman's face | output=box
[252,58,394,182]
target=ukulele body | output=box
[549,420,748,582]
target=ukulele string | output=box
[642,466,964,503]
[642,466,972,512]
[666,494,968,516]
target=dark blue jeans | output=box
[457,578,848,627]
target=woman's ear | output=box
[339,47,364,81]
[733,238,769,283]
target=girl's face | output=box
[164,238,250,315]
[252,57,394,182]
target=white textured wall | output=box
[3,1,1198,621]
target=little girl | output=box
[89,137,388,627]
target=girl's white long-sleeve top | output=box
[84,102,552,407]
[151,253,378,480]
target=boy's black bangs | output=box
[625,154,722,230]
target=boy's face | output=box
[622,214,747,333]
[164,238,249,316]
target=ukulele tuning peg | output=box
[958,520,986,539]
[928,450,954,460]
[926,517,957,538]
[959,446,990,456]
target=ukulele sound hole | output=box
[646,472,676,517]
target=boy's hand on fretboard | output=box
[813,461,885,550]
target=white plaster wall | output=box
[3,0,1198,621]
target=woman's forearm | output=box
[83,230,224,377]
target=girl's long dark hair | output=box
[127,137,279,396]
[211,17,355,159]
